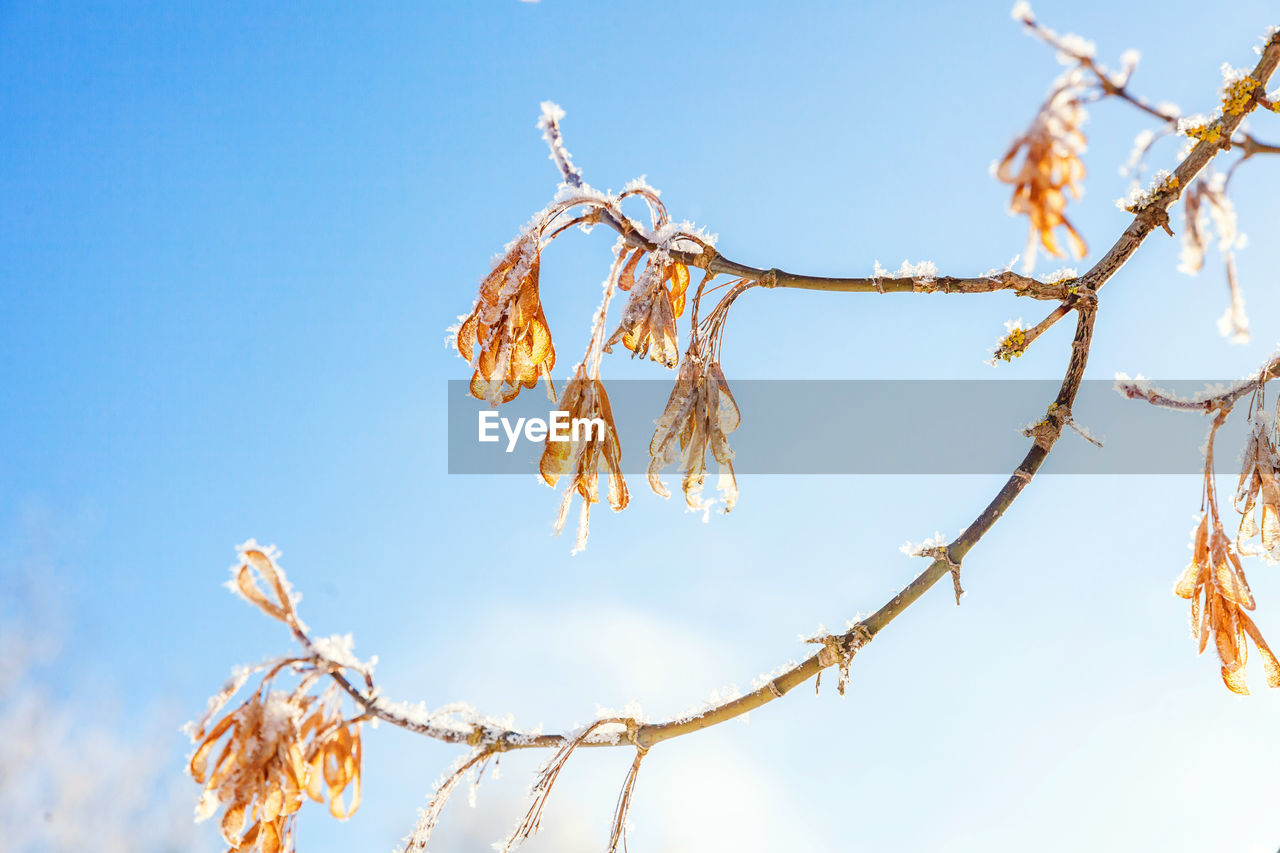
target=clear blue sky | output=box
[4,1,1280,851]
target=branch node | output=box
[808,623,872,696]
[1071,284,1098,311]
[922,545,964,605]
[1023,403,1069,451]
[814,637,841,668]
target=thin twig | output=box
[1118,352,1280,413]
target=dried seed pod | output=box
[649,353,739,512]
[1175,412,1280,694]
[996,68,1088,271]
[539,367,629,553]
[648,275,755,514]
[190,545,366,852]
[605,251,688,368]
[455,233,556,404]
[1235,408,1280,562]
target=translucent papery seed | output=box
[607,255,666,354]
[649,291,678,367]
[1173,560,1203,599]
[221,803,247,844]
[618,249,642,291]
[679,413,710,511]
[716,460,739,512]
[1241,611,1280,688]
[649,362,698,498]
[670,263,690,317]
[1211,543,1254,609]
[1223,661,1250,695]
[709,363,740,434]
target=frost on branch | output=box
[537,100,582,188]
[899,531,947,558]
[1117,168,1179,213]
[902,531,965,604]
[872,259,940,288]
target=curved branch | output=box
[302,31,1280,761]
[534,107,1074,301]
[310,289,1096,754]
[182,25,1280,853]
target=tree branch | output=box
[1016,31,1280,348]
[1017,7,1280,164]
[288,24,1280,758]
[535,107,1075,302]
[312,31,1280,759]
[1117,351,1280,412]
[192,23,1280,853]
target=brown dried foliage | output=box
[605,249,690,367]
[450,175,745,547]
[188,545,365,853]
[649,352,740,512]
[1175,412,1280,694]
[190,684,363,853]
[1179,179,1214,275]
[1234,396,1280,562]
[539,366,629,551]
[647,276,751,512]
[997,72,1088,268]
[456,233,556,405]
